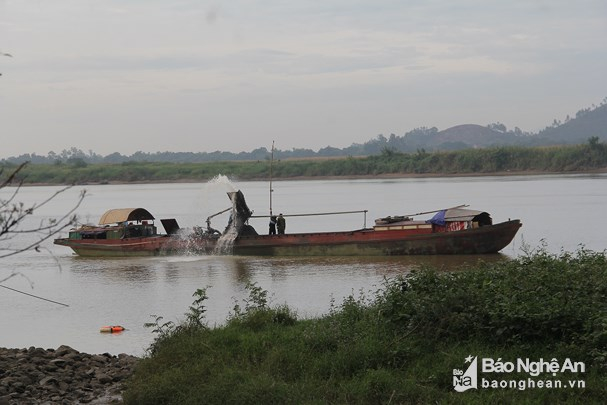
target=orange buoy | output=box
[100,325,125,333]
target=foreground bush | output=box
[124,249,607,404]
[379,247,607,359]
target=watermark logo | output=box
[453,355,478,392]
[453,356,585,392]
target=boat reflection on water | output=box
[69,258,156,282]
[67,252,513,286]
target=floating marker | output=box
[100,325,125,333]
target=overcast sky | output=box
[1,0,606,158]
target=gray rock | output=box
[49,358,68,367]
[0,346,139,404]
[55,345,76,357]
[58,381,69,392]
[39,376,58,386]
[91,355,108,364]
[96,374,113,385]
[64,352,82,362]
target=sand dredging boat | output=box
[54,189,521,257]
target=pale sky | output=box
[1,0,606,158]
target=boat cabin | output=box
[426,208,492,232]
[69,208,177,240]
[374,208,493,233]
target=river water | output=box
[1,174,605,355]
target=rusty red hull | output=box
[54,235,170,257]
[227,219,521,256]
[55,220,521,257]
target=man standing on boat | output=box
[269,215,277,235]
[277,213,286,235]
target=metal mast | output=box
[269,141,274,216]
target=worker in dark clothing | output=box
[277,213,286,235]
[269,215,277,235]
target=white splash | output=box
[170,175,241,256]
[206,174,236,192]
[198,174,236,220]
[213,222,238,255]
[213,191,243,255]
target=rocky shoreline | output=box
[0,346,138,404]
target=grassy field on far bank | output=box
[124,247,607,404]
[6,140,607,185]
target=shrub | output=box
[228,281,297,330]
[126,248,607,404]
[377,247,607,363]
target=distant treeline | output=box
[3,98,607,166]
[1,134,422,165]
[6,138,606,185]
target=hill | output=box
[533,103,607,145]
[403,124,519,150]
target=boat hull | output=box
[53,236,170,257]
[54,220,521,257]
[229,219,521,256]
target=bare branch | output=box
[0,163,87,259]
[0,162,27,189]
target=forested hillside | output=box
[534,103,607,145]
[3,99,606,165]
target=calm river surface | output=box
[1,174,606,355]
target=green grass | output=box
[123,248,607,404]
[9,140,607,185]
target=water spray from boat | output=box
[213,191,255,255]
[172,174,239,255]
[200,175,244,255]
[205,174,236,193]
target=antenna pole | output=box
[269,141,274,216]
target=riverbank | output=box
[3,249,607,403]
[124,249,607,404]
[9,143,607,186]
[0,346,138,404]
[17,167,607,187]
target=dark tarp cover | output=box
[427,210,447,226]
[426,208,491,226]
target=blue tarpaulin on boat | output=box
[427,210,446,226]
